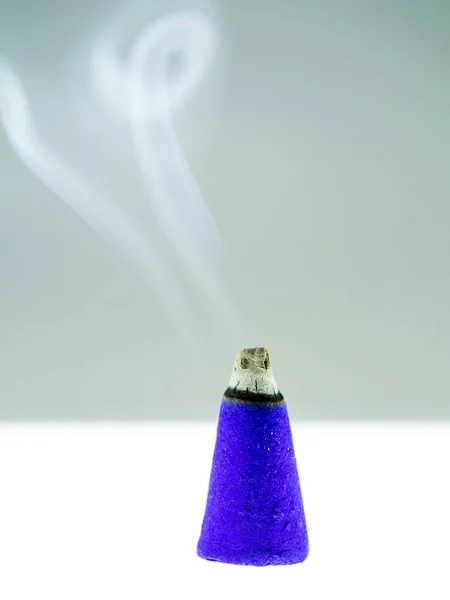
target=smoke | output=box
[0,58,200,346]
[0,10,241,350]
[90,12,238,327]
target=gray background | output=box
[1,0,449,420]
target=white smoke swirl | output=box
[0,58,198,347]
[0,10,241,349]
[91,12,238,327]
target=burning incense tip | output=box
[225,347,284,404]
[197,347,309,566]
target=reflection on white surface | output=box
[0,424,448,599]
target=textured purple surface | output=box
[197,399,309,566]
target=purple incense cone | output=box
[197,347,309,566]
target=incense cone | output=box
[197,347,309,566]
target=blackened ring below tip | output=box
[223,386,285,405]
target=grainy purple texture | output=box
[197,399,309,566]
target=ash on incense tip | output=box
[224,347,283,404]
[197,347,309,566]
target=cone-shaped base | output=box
[197,398,309,566]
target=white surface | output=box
[0,424,448,599]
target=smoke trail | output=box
[90,13,241,334]
[0,9,242,351]
[0,59,198,347]
[89,12,212,121]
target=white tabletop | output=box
[0,424,448,599]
